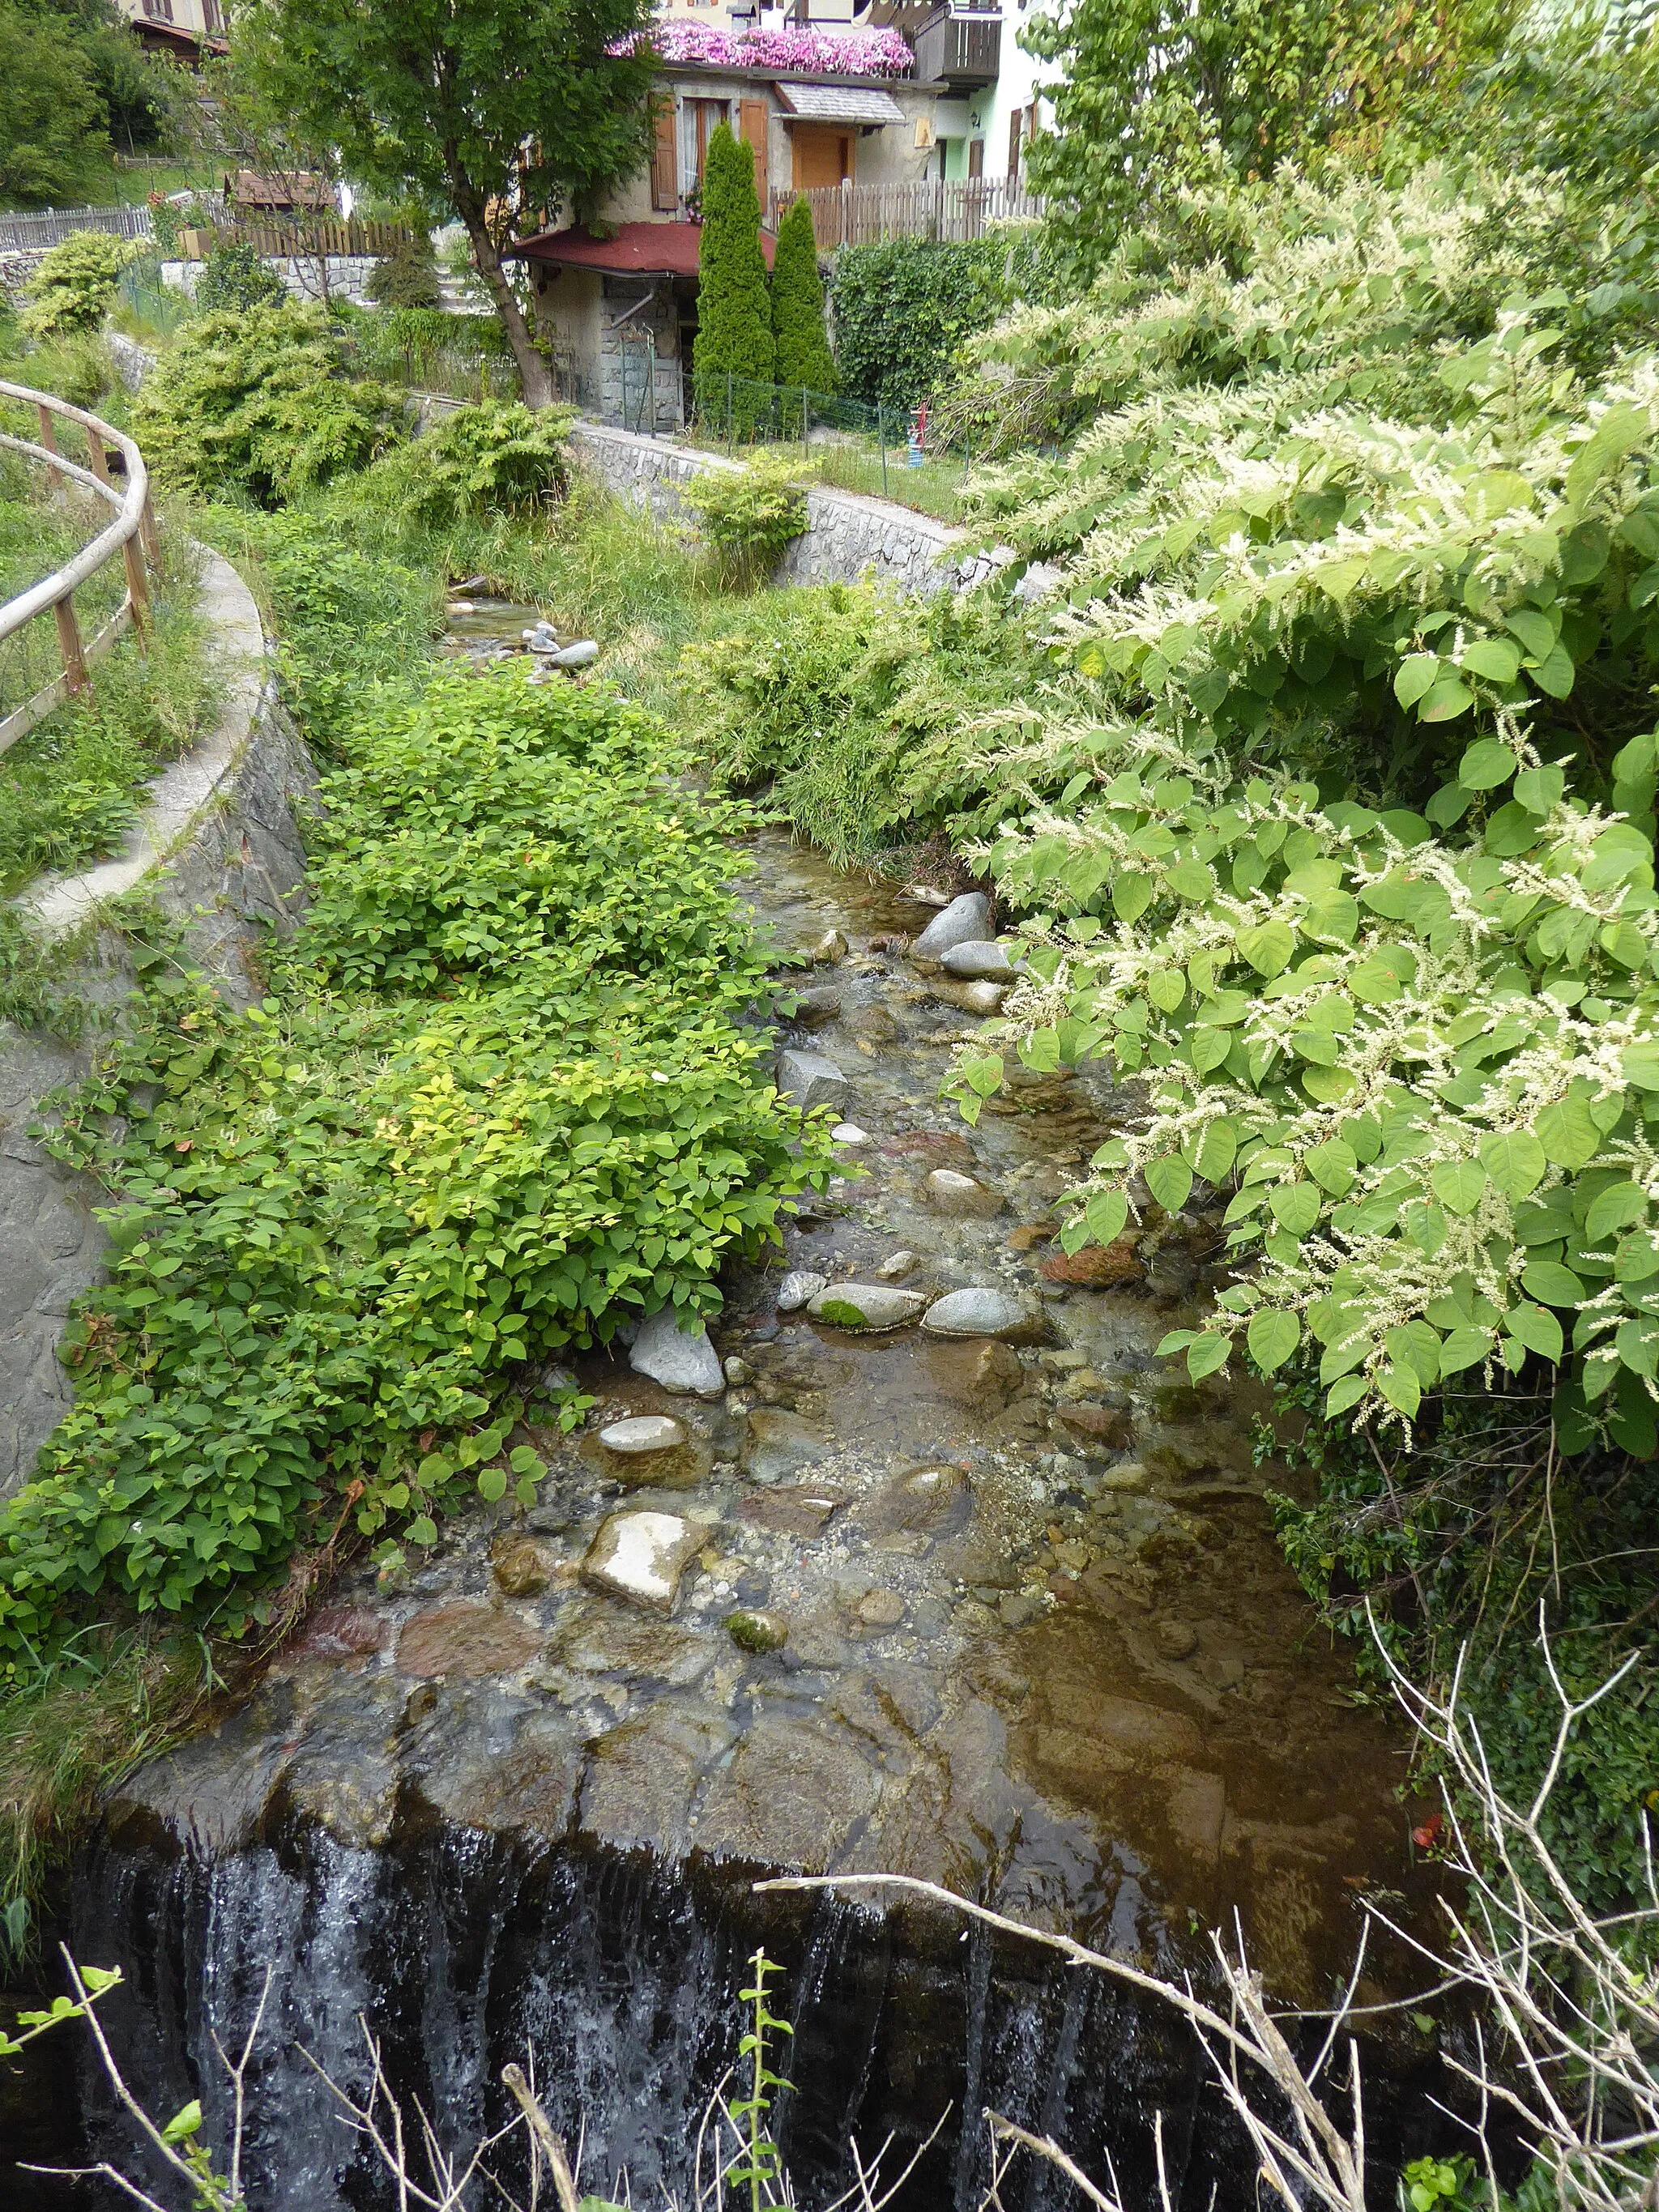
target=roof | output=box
[774,82,907,125]
[226,169,336,210]
[510,221,775,276]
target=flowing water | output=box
[21,655,1460,2210]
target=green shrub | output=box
[19,232,130,339]
[694,121,774,424]
[681,451,809,579]
[194,240,288,315]
[365,232,441,310]
[830,236,1012,415]
[366,399,574,525]
[131,303,400,505]
[771,197,836,405]
[0,554,832,1654]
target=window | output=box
[142,0,175,19]
[203,0,226,29]
[681,97,728,198]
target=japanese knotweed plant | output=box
[0,661,832,1655]
[949,723,1659,1447]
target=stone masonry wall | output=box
[567,420,966,597]
[0,552,318,1499]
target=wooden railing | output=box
[0,205,154,254]
[770,176,1043,250]
[0,383,159,757]
[227,217,414,258]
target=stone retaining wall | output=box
[0,548,318,1498]
[568,420,966,597]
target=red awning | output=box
[509,221,774,275]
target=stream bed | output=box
[53,813,1457,2211]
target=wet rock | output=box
[808,1282,928,1332]
[552,639,599,668]
[396,1605,544,1680]
[831,1122,870,1145]
[738,1483,846,1536]
[776,1049,848,1113]
[491,1533,557,1597]
[849,1004,899,1042]
[693,1712,881,1869]
[928,1336,1025,1412]
[776,1269,829,1313]
[1155,1620,1198,1660]
[856,1588,906,1627]
[285,1605,387,1667]
[744,1406,829,1481]
[790,983,842,1028]
[940,940,1017,982]
[544,1600,715,1688]
[922,1286,1042,1340]
[875,1250,919,1281]
[810,929,848,965]
[929,978,1007,1017]
[600,1413,688,1455]
[1040,1237,1144,1289]
[582,1510,703,1613]
[629,1308,724,1398]
[1007,1220,1058,1253]
[727,1609,789,1654]
[580,1705,735,1852]
[863,1463,970,1539]
[1057,1404,1132,1450]
[723,1356,753,1387]
[926,1168,1003,1220]
[1100,1460,1150,1491]
[912,891,991,960]
[998,1592,1045,1629]
[903,884,953,908]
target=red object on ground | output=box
[1412,1810,1444,1851]
[509,220,775,275]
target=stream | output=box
[29,616,1456,2210]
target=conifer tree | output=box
[695,121,774,428]
[770,195,838,407]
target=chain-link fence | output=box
[682,367,978,522]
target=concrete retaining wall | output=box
[568,420,966,597]
[0,548,318,1498]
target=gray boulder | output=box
[776,1048,847,1113]
[776,1269,829,1313]
[940,940,1017,981]
[552,640,599,669]
[922,1285,1041,1340]
[807,1283,928,1332]
[912,893,992,961]
[628,1306,725,1397]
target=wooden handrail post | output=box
[83,426,150,640]
[36,403,62,492]
[139,492,160,566]
[54,590,88,695]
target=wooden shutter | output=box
[650,100,678,211]
[739,99,770,202]
[968,135,984,179]
[1008,109,1023,178]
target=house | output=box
[871,0,1051,183]
[224,170,340,217]
[513,14,940,428]
[110,0,228,62]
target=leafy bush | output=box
[193,240,288,315]
[131,304,400,505]
[365,399,573,525]
[19,232,130,339]
[365,232,441,310]
[830,236,1014,415]
[682,451,809,578]
[0,545,831,1653]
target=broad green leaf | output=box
[1145,1155,1194,1213]
[1304,1139,1358,1195]
[1324,1373,1369,1415]
[1156,1329,1199,1356]
[1458,738,1517,790]
[476,1467,508,1502]
[1461,637,1522,683]
[1521,1261,1585,1306]
[162,2103,203,2145]
[1236,919,1295,978]
[1439,1326,1494,1375]
[1512,765,1566,816]
[1084,1191,1130,1243]
[1505,1302,1565,1362]
[1320,556,1368,605]
[1504,608,1558,660]
[1189,1026,1230,1073]
[1147,968,1186,1012]
[1185,1332,1233,1379]
[1530,641,1576,698]
[1394,653,1440,707]
[1535,1089,1603,1170]
[1301,1064,1358,1103]
[1584,1181,1647,1241]
[962,1054,1005,1099]
[1112,871,1154,923]
[1269,1183,1321,1237]
[1377,1362,1422,1419]
[1420,679,1475,722]
[1614,1231,1659,1283]
[1247,1308,1301,1373]
[1478,1129,1547,1198]
[1386,1320,1442,1384]
[1430,1158,1486,1215]
[1183,1119,1238,1183]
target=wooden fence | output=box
[770,177,1043,250]
[226,218,414,258]
[0,205,153,254]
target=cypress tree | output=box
[770,194,838,403]
[694,121,774,428]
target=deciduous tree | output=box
[232,0,659,406]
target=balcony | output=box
[911,1,1000,89]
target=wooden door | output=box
[739,98,770,200]
[791,126,854,191]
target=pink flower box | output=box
[617,19,913,76]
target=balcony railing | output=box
[911,0,1000,83]
[772,175,1042,249]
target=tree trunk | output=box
[452,184,553,408]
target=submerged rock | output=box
[930,978,1007,1016]
[629,1308,724,1398]
[599,1413,689,1455]
[911,892,991,960]
[776,1048,848,1112]
[926,1167,1003,1219]
[922,1286,1041,1340]
[940,940,1017,981]
[810,929,848,964]
[743,1405,829,1481]
[396,1604,544,1680]
[582,1510,703,1613]
[875,1249,919,1281]
[790,983,842,1027]
[1040,1236,1143,1288]
[807,1282,928,1331]
[726,1608,789,1654]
